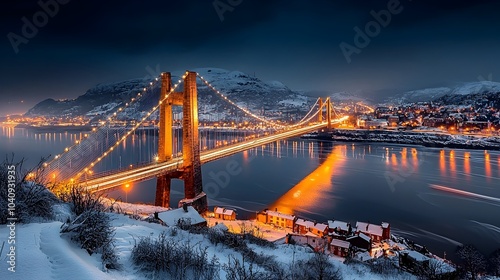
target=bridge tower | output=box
[155,71,208,213]
[318,98,323,123]
[318,97,333,129]
[326,97,332,129]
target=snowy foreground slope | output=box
[0,212,417,280]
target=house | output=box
[287,233,328,252]
[266,210,296,229]
[294,218,314,234]
[381,222,390,240]
[256,211,268,224]
[346,233,371,252]
[422,117,445,127]
[399,250,430,272]
[329,239,351,257]
[213,206,236,221]
[294,219,328,237]
[310,223,329,237]
[355,221,390,242]
[328,220,351,238]
[388,115,400,127]
[157,205,207,227]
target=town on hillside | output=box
[149,204,456,277]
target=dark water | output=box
[1,125,500,260]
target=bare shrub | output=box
[489,248,500,277]
[222,254,270,280]
[300,252,343,280]
[61,209,114,255]
[59,186,106,216]
[368,257,396,275]
[131,231,221,279]
[456,244,486,280]
[0,157,58,223]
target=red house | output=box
[355,221,390,242]
[330,239,351,257]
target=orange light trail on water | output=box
[485,152,491,179]
[430,184,500,203]
[449,150,456,176]
[439,150,446,177]
[269,145,346,215]
[464,152,471,179]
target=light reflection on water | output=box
[1,126,500,260]
[269,144,346,215]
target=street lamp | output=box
[124,183,130,203]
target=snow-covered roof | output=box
[356,222,383,237]
[328,220,349,231]
[381,222,390,229]
[347,232,371,243]
[330,239,351,249]
[266,210,295,220]
[402,250,429,262]
[214,207,235,216]
[296,218,314,228]
[359,232,371,242]
[212,222,229,232]
[305,231,318,237]
[311,223,328,232]
[157,206,206,226]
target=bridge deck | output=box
[81,122,329,192]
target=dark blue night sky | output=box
[1,0,500,116]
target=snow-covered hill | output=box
[0,209,418,280]
[301,90,367,102]
[25,68,313,121]
[450,81,500,95]
[389,81,500,104]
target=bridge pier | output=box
[155,175,171,207]
[155,71,207,213]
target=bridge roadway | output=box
[81,122,333,192]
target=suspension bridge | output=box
[40,71,347,213]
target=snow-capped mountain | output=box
[450,81,500,95]
[301,90,367,102]
[388,81,500,105]
[25,68,312,121]
[390,87,452,104]
[26,78,154,117]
